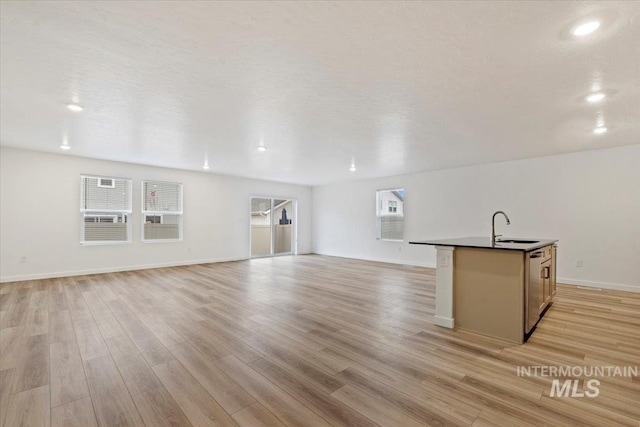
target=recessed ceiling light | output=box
[257,145,267,152]
[572,21,600,37]
[202,164,210,170]
[67,103,84,112]
[349,162,356,172]
[586,93,605,103]
[59,144,71,150]
[593,126,607,134]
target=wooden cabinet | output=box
[540,245,555,307]
[454,247,525,343]
[550,245,557,297]
[542,261,551,306]
[450,242,558,344]
[525,244,557,338]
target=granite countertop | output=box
[409,237,558,252]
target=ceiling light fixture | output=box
[593,126,607,134]
[67,103,84,112]
[257,145,267,152]
[572,21,600,37]
[586,93,605,103]
[59,144,71,150]
[350,161,356,172]
[202,163,210,170]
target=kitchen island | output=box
[410,237,558,344]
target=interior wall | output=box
[3,145,639,291]
[0,147,312,281]
[312,145,640,292]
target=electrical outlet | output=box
[19,256,27,263]
[576,260,583,268]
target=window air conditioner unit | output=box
[98,178,115,188]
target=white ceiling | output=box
[1,2,639,186]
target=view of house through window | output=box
[142,180,183,242]
[376,189,404,240]
[80,175,132,244]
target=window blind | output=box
[142,180,183,241]
[379,216,404,240]
[81,175,132,212]
[80,175,132,244]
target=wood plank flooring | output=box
[0,255,638,426]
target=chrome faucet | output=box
[491,211,511,246]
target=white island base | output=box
[433,246,455,328]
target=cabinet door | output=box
[541,261,551,306]
[539,270,547,311]
[550,246,557,297]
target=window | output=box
[142,180,183,242]
[376,189,404,241]
[80,175,132,244]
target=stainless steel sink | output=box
[497,239,539,244]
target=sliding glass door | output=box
[250,197,295,257]
[272,199,293,255]
[250,197,272,256]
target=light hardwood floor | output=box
[0,255,638,426]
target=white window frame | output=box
[80,175,132,245]
[376,188,405,242]
[141,180,183,243]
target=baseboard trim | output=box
[1,252,313,283]
[312,251,638,293]
[557,277,639,293]
[433,315,455,328]
[3,254,636,293]
[0,256,250,283]
[312,251,436,269]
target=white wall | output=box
[0,147,312,281]
[3,145,639,291]
[312,145,640,292]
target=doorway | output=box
[250,197,296,257]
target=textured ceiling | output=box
[1,1,639,185]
